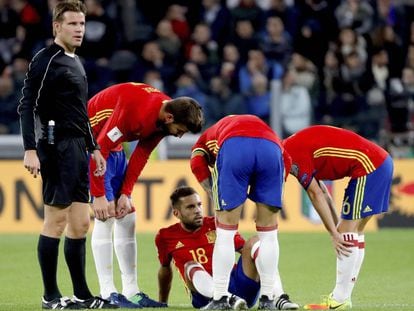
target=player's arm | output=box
[306,178,353,257]
[119,134,163,196]
[190,148,211,193]
[155,231,172,305]
[318,180,339,226]
[158,264,173,304]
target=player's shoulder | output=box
[157,222,182,239]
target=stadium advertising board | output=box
[0,160,413,233]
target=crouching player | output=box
[155,186,299,310]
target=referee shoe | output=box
[42,296,81,309]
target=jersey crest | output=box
[205,230,216,244]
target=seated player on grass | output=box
[155,186,299,310]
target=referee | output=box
[17,1,113,309]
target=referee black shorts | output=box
[37,137,90,207]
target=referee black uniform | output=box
[18,43,99,206]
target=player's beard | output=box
[182,220,202,231]
[156,121,171,136]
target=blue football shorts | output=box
[99,150,127,202]
[341,155,393,220]
[191,255,260,308]
[212,137,285,211]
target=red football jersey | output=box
[155,216,245,278]
[190,115,290,182]
[283,125,389,189]
[88,82,171,196]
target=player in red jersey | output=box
[156,186,298,310]
[88,82,203,307]
[283,125,393,310]
[190,115,295,310]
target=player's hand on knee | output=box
[115,194,131,219]
[331,232,353,258]
[93,196,110,221]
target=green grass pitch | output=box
[0,229,413,310]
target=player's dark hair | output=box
[53,0,87,23]
[165,97,204,134]
[170,186,198,209]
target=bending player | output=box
[190,115,295,310]
[155,186,299,310]
[283,125,393,310]
[88,82,203,308]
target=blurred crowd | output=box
[1,0,414,156]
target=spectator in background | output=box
[183,43,218,93]
[173,73,207,115]
[374,0,407,44]
[143,69,164,91]
[293,0,337,69]
[320,49,340,122]
[336,27,367,67]
[329,50,373,133]
[200,0,231,47]
[386,77,411,134]
[185,22,219,66]
[259,15,293,67]
[362,48,389,139]
[402,66,414,99]
[220,43,242,92]
[288,53,319,107]
[0,75,19,134]
[370,25,404,78]
[239,49,283,97]
[230,19,260,63]
[131,41,176,94]
[279,69,312,137]
[264,0,299,38]
[334,0,375,36]
[245,73,271,123]
[0,0,21,65]
[164,4,190,44]
[77,0,118,97]
[154,19,182,62]
[9,55,29,91]
[229,0,265,33]
[204,76,246,127]
[10,0,43,58]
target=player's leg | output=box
[91,151,119,299]
[204,138,249,309]
[249,138,285,309]
[239,237,299,310]
[325,156,393,309]
[184,261,214,299]
[213,207,242,299]
[114,212,139,298]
